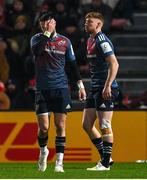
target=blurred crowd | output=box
[0,0,147,110]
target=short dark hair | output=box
[39,12,54,22]
[85,12,104,23]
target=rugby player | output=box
[31,12,86,173]
[83,11,119,171]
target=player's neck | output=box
[91,29,101,38]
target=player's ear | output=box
[54,20,56,27]
[96,22,100,29]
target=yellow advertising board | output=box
[0,111,147,162]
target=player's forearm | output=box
[105,61,119,87]
[31,35,49,55]
[69,61,82,82]
[68,61,85,90]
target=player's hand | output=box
[102,85,111,100]
[45,19,56,33]
[79,88,86,101]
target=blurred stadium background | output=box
[0,0,147,178]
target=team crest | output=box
[58,40,66,46]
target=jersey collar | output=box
[49,32,58,41]
[94,31,103,39]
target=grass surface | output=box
[0,162,147,179]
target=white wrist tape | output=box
[77,81,84,89]
[44,31,51,38]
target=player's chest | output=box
[87,38,96,55]
[45,39,67,55]
[86,38,103,65]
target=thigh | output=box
[82,108,97,129]
[37,114,50,131]
[54,113,67,127]
[35,90,50,115]
[97,111,113,121]
[51,88,72,113]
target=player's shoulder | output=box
[31,33,43,41]
[95,32,111,44]
[95,32,114,54]
[57,34,71,43]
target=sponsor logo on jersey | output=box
[87,54,97,58]
[58,40,66,46]
[45,48,65,55]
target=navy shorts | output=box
[35,88,72,115]
[85,88,119,111]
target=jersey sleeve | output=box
[30,33,48,56]
[96,35,114,57]
[65,39,76,62]
[65,39,81,81]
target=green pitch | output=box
[0,162,147,179]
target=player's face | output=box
[39,20,49,31]
[85,18,100,34]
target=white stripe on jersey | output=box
[100,34,105,40]
[98,36,102,41]
[70,44,75,56]
[98,34,105,41]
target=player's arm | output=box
[69,60,86,101]
[66,41,86,101]
[30,34,49,56]
[103,55,119,99]
[105,55,119,88]
[98,39,119,99]
[30,19,56,56]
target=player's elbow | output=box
[32,46,42,56]
[115,61,119,70]
[112,60,119,70]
